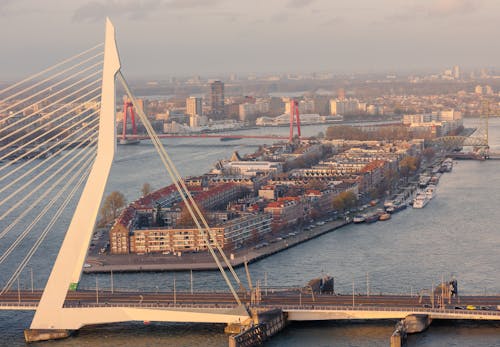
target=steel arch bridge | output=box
[431,135,489,149]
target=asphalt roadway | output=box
[1,289,500,311]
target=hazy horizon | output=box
[1,0,499,80]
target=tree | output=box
[141,182,152,197]
[100,191,126,225]
[423,148,436,162]
[332,191,357,212]
[399,156,419,178]
[177,206,210,228]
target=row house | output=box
[264,197,304,232]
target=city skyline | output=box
[1,0,500,79]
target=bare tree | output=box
[141,182,152,197]
[100,191,126,224]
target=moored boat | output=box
[364,214,379,223]
[353,215,366,223]
[425,185,436,199]
[387,203,407,214]
[379,213,391,221]
[413,193,429,209]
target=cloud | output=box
[322,16,344,27]
[286,0,316,9]
[430,0,480,15]
[387,0,482,21]
[167,0,223,9]
[72,0,225,22]
[73,0,164,22]
[270,12,288,23]
[0,0,19,16]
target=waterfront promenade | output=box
[84,219,349,273]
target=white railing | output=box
[258,304,500,317]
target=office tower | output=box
[210,80,224,115]
[186,96,202,117]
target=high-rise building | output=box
[210,80,224,115]
[337,88,345,101]
[452,65,460,79]
[330,98,362,115]
[186,96,202,117]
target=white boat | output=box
[353,215,366,223]
[384,200,395,209]
[413,193,429,209]
[419,175,431,188]
[425,185,436,199]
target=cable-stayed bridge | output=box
[1,19,500,347]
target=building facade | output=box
[210,80,224,115]
[186,96,202,117]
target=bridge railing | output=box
[63,302,238,309]
[257,304,500,316]
[0,302,37,308]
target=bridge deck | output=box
[1,290,500,321]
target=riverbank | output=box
[84,218,349,273]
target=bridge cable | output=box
[0,108,99,183]
[125,91,246,291]
[0,73,102,139]
[119,93,246,289]
[0,117,99,198]
[0,122,99,218]
[0,86,101,161]
[0,144,97,241]
[0,102,100,173]
[117,77,245,285]
[0,155,94,294]
[0,43,102,97]
[0,56,103,115]
[0,144,96,262]
[118,72,246,304]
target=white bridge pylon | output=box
[27,18,249,341]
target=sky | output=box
[0,0,499,79]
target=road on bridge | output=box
[1,290,500,311]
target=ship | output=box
[425,185,436,199]
[118,138,140,145]
[220,137,242,142]
[353,215,366,223]
[379,213,391,221]
[387,203,407,214]
[364,213,379,223]
[439,158,453,173]
[413,192,429,209]
[418,174,431,188]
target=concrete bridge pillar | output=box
[390,314,432,347]
[404,314,432,333]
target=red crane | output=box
[289,99,301,142]
[122,100,137,140]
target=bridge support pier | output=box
[390,314,432,347]
[228,309,287,347]
[24,329,72,343]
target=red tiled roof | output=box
[115,205,136,229]
[178,183,237,209]
[133,184,178,209]
[277,196,300,202]
[360,160,386,173]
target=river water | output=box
[2,119,500,346]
